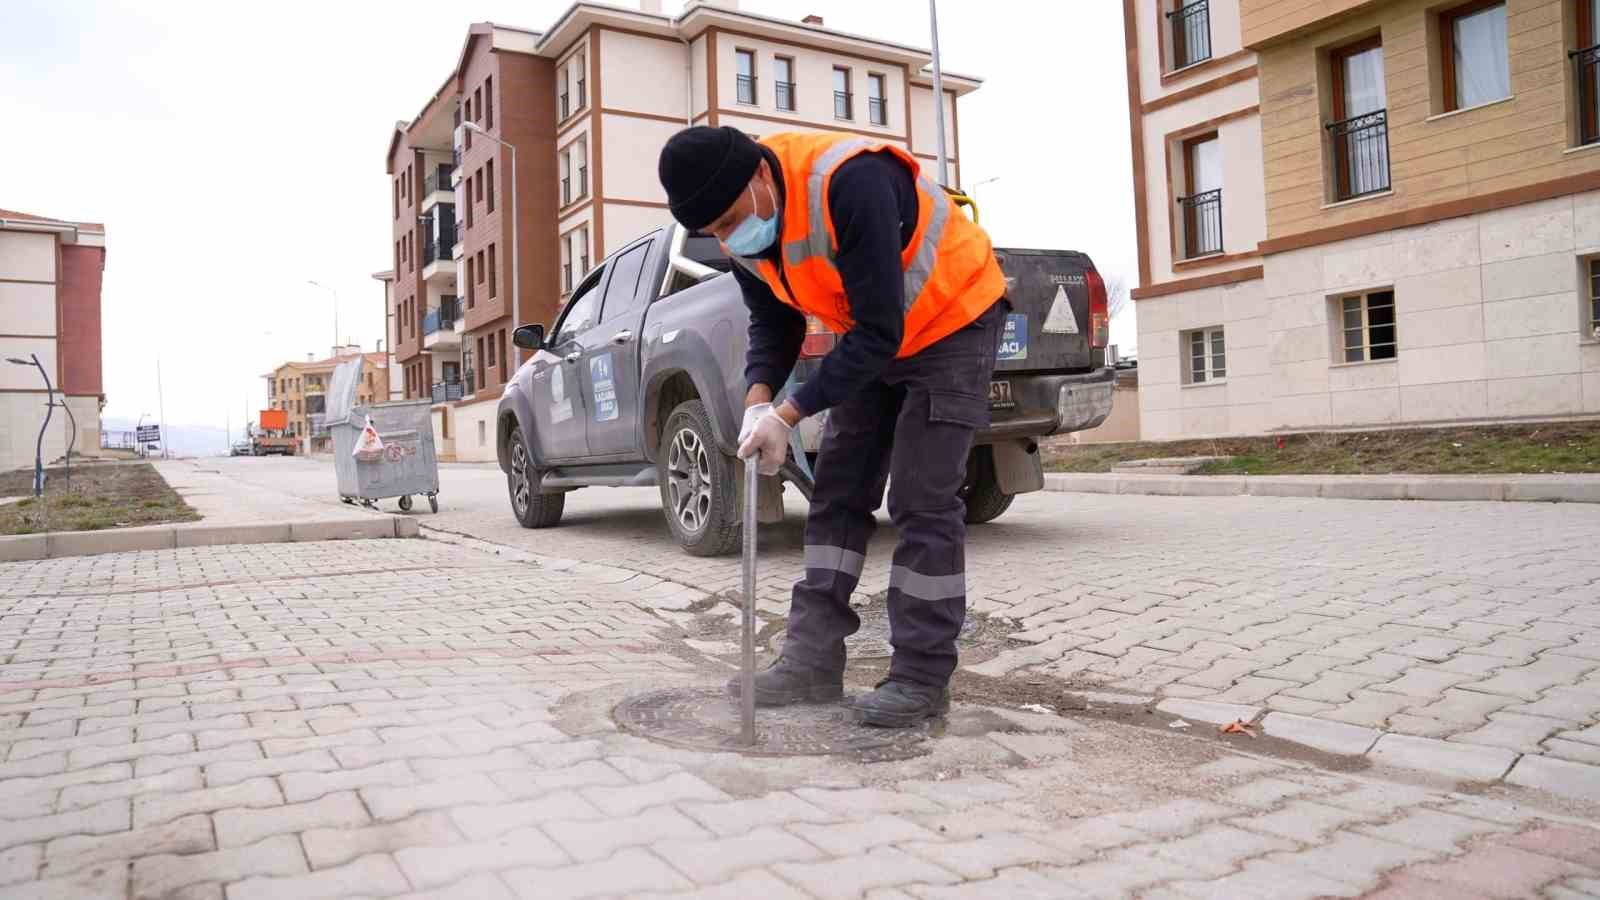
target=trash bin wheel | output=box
[398,495,414,512]
[428,494,439,514]
[340,496,355,505]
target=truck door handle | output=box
[564,352,581,364]
[611,330,633,345]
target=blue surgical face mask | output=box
[723,182,778,257]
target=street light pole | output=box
[308,280,339,353]
[928,0,950,188]
[6,354,53,497]
[464,123,519,332]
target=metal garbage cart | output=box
[326,356,440,513]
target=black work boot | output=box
[848,678,951,728]
[727,656,844,707]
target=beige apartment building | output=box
[0,209,106,472]
[385,1,977,462]
[1126,0,1600,439]
[265,348,390,453]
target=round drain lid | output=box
[614,686,931,761]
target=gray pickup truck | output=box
[499,222,1114,556]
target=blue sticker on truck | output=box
[590,353,618,422]
[998,313,1028,361]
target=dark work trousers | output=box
[783,297,1007,688]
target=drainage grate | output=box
[613,686,931,761]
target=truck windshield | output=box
[682,232,732,273]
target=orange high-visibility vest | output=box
[730,132,1006,359]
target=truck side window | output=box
[598,241,651,323]
[553,269,603,346]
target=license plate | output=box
[988,380,1014,409]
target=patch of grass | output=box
[0,463,199,535]
[1043,421,1600,476]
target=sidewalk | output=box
[1045,472,1600,503]
[1,537,1597,899]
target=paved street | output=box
[190,457,1600,772]
[3,533,1600,898]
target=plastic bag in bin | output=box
[352,416,385,463]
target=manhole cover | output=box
[613,686,931,761]
[770,607,981,660]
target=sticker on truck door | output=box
[998,313,1028,361]
[590,353,619,422]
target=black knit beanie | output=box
[658,126,762,231]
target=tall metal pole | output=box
[509,141,520,342]
[740,457,758,745]
[929,0,950,188]
[157,360,168,460]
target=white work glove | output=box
[737,402,792,476]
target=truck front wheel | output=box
[961,445,1016,525]
[508,429,564,528]
[658,399,741,556]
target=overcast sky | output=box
[0,0,1135,435]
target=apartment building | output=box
[384,1,977,462]
[265,348,390,453]
[1126,0,1600,439]
[0,208,106,472]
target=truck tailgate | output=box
[992,247,1098,374]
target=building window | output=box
[1587,258,1600,337]
[578,227,590,274]
[1575,0,1600,146]
[868,73,887,125]
[560,151,572,206]
[486,159,495,213]
[475,168,484,204]
[775,57,796,111]
[466,257,475,308]
[485,76,494,129]
[558,69,570,119]
[393,180,399,220]
[736,49,757,105]
[488,332,497,370]
[473,87,483,123]
[1337,289,1398,363]
[488,244,497,300]
[476,251,485,288]
[1183,327,1226,384]
[1168,0,1213,70]
[1328,36,1390,201]
[562,232,573,293]
[477,337,486,389]
[576,53,589,109]
[1178,132,1222,258]
[1441,1,1509,112]
[500,329,508,371]
[833,67,853,119]
[464,175,474,228]
[576,140,589,199]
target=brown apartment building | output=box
[1126,0,1600,439]
[384,1,978,462]
[265,348,390,453]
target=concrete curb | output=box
[0,516,421,563]
[1044,472,1600,503]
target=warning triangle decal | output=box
[1041,284,1080,334]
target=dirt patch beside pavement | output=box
[1044,420,1600,475]
[0,463,199,535]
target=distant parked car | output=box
[230,440,254,457]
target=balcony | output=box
[430,380,466,404]
[1167,0,1212,70]
[423,166,454,199]
[422,231,458,282]
[1574,44,1600,147]
[737,74,757,105]
[868,97,886,126]
[776,81,796,111]
[1327,109,1390,202]
[834,90,853,120]
[1177,189,1223,259]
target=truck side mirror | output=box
[512,324,545,350]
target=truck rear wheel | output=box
[508,429,564,528]
[658,399,741,557]
[961,445,1015,525]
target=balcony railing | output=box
[431,381,465,404]
[1573,44,1600,147]
[776,81,796,111]
[1167,0,1212,69]
[1177,189,1223,259]
[868,97,887,126]
[737,74,757,105]
[1327,109,1391,202]
[439,295,459,329]
[423,166,455,195]
[423,228,456,265]
[834,90,853,120]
